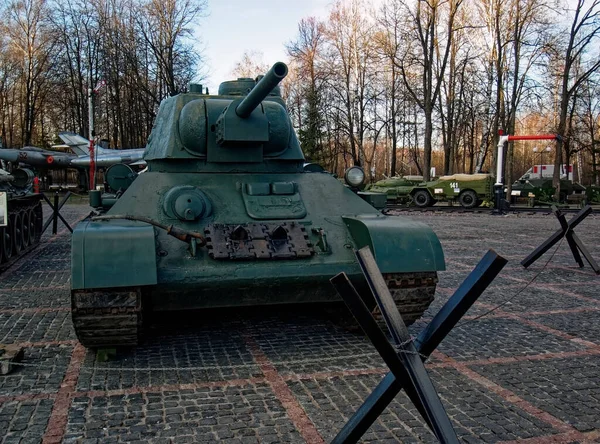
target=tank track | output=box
[376,272,437,326]
[71,288,142,348]
[0,197,43,272]
[71,273,436,348]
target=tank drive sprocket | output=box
[71,288,143,348]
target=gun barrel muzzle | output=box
[235,62,288,118]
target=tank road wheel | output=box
[372,272,438,326]
[30,205,42,245]
[413,190,432,208]
[71,287,143,348]
[21,211,31,247]
[458,190,478,209]
[28,208,37,244]
[11,213,23,255]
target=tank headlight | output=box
[344,166,365,187]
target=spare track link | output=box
[377,272,437,326]
[71,287,142,348]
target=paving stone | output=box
[13,257,71,274]
[472,355,600,432]
[0,311,75,344]
[0,205,597,442]
[0,270,70,290]
[0,345,71,395]
[0,288,70,309]
[436,316,586,361]
[0,398,54,442]
[531,311,600,345]
[511,266,600,285]
[32,241,72,261]
[65,384,303,443]
[76,325,261,391]
[288,368,556,443]
[247,313,388,375]
[475,285,597,313]
[544,282,600,301]
[437,268,521,291]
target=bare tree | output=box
[287,17,328,163]
[396,0,463,180]
[3,0,57,145]
[137,0,207,97]
[231,50,270,79]
[551,0,600,198]
[324,0,378,167]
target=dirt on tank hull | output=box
[0,168,43,270]
[71,63,445,348]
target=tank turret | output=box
[145,62,303,168]
[71,62,446,348]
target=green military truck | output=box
[369,173,493,209]
[368,176,424,203]
[410,174,493,208]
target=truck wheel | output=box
[458,190,478,209]
[413,190,432,208]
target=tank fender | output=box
[72,221,157,289]
[342,215,445,273]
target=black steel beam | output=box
[41,192,72,234]
[355,247,458,443]
[331,249,507,444]
[553,208,584,267]
[329,274,433,432]
[570,232,600,274]
[521,205,595,270]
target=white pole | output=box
[88,88,94,141]
[495,135,509,186]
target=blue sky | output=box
[194,0,332,92]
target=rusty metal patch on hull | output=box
[205,222,314,260]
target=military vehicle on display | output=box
[369,173,493,209]
[71,62,445,348]
[586,185,600,204]
[510,164,586,203]
[0,168,43,269]
[88,163,139,212]
[368,176,424,202]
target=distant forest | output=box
[1,0,599,190]
[0,0,206,150]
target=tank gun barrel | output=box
[0,171,15,183]
[235,62,288,118]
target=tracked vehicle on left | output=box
[0,168,43,270]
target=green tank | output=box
[0,168,43,269]
[71,62,445,348]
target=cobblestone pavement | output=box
[1,204,599,443]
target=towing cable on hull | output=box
[91,214,206,256]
